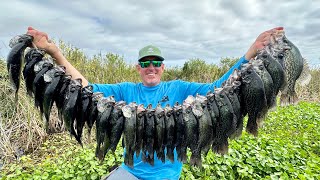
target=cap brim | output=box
[138,55,164,62]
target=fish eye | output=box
[259,65,264,70]
[278,53,284,59]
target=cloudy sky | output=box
[1,0,319,67]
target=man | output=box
[27,26,283,180]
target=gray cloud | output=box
[0,0,319,67]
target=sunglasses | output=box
[139,60,163,68]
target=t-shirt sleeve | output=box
[183,55,249,96]
[213,55,248,88]
[89,83,125,101]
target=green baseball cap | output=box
[138,45,164,61]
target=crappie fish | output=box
[257,50,286,107]
[154,103,166,163]
[223,81,244,139]
[96,96,115,160]
[23,48,45,97]
[173,102,186,163]
[109,101,126,153]
[42,66,66,133]
[164,104,175,163]
[194,94,213,157]
[87,92,104,139]
[206,92,220,149]
[54,75,72,124]
[33,60,54,117]
[122,102,137,168]
[76,85,93,147]
[240,64,268,136]
[182,99,200,167]
[63,78,82,145]
[279,36,304,106]
[135,104,145,157]
[7,34,33,101]
[142,104,155,166]
[251,59,276,109]
[213,88,236,154]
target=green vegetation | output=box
[0,42,319,179]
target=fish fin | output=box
[232,117,244,139]
[166,148,175,163]
[296,58,312,86]
[14,91,19,104]
[280,91,299,106]
[246,117,258,137]
[189,151,202,168]
[213,139,229,155]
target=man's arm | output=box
[213,27,285,88]
[27,27,89,86]
[183,27,285,96]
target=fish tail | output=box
[148,156,154,166]
[135,149,141,158]
[268,93,277,110]
[14,91,19,105]
[179,147,187,163]
[87,132,91,144]
[142,151,147,163]
[125,151,134,168]
[232,117,244,139]
[280,90,299,106]
[213,138,229,155]
[296,58,312,86]
[246,115,258,137]
[166,147,175,163]
[189,151,202,167]
[95,143,102,160]
[157,149,165,163]
[75,135,83,147]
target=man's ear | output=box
[136,64,141,71]
[161,63,165,71]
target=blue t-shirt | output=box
[91,56,248,180]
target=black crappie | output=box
[76,85,93,147]
[23,48,45,97]
[135,104,145,157]
[193,94,213,157]
[96,96,115,160]
[279,36,304,106]
[154,103,166,163]
[240,64,268,136]
[43,66,66,133]
[223,81,244,139]
[33,60,54,117]
[164,104,175,163]
[122,102,137,168]
[87,92,104,140]
[7,34,33,102]
[62,78,82,145]
[142,104,155,166]
[213,88,236,154]
[257,50,286,107]
[109,101,126,153]
[251,59,276,109]
[54,75,72,124]
[173,102,186,163]
[182,98,200,167]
